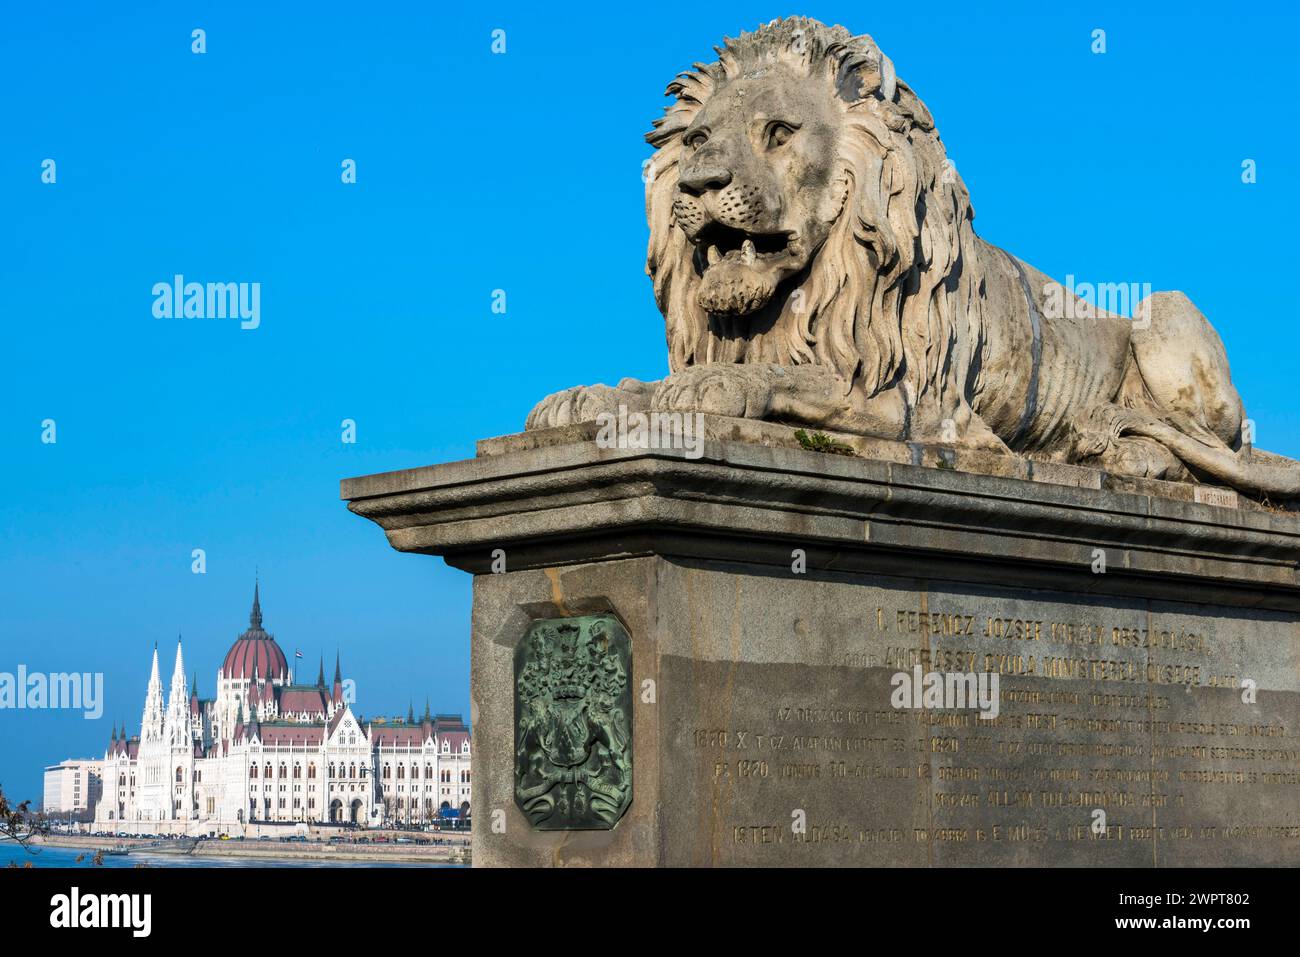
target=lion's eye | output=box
[766,122,795,148]
[684,130,709,150]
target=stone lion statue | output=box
[527,17,1298,498]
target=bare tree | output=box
[0,784,48,857]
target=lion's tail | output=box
[1121,417,1300,498]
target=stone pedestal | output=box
[342,416,1300,867]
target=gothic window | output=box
[308,763,316,779]
[397,765,405,779]
[174,767,183,783]
[293,764,301,779]
[411,764,419,779]
[265,762,272,778]
[251,765,258,779]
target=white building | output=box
[90,584,470,834]
[43,759,102,817]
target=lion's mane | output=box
[645,18,988,418]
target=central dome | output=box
[221,583,289,681]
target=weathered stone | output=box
[524,16,1300,501]
[343,430,1300,866]
[341,16,1300,866]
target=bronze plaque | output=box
[514,615,633,830]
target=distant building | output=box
[43,759,102,818]
[83,583,470,834]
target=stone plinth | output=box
[342,416,1300,867]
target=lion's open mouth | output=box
[695,222,792,267]
[691,223,800,316]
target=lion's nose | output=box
[678,164,732,195]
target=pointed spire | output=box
[424,699,431,722]
[333,651,341,684]
[407,702,415,724]
[250,579,263,629]
[111,724,118,742]
[317,656,325,688]
[172,637,186,683]
[191,672,198,698]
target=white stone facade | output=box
[89,587,470,834]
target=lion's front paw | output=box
[526,384,629,430]
[652,365,775,419]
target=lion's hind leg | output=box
[1129,291,1244,448]
[1070,404,1187,481]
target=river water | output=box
[0,841,459,868]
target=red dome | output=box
[222,583,289,680]
[222,636,289,680]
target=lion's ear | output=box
[834,43,896,105]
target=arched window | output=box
[308,763,316,779]
[349,763,356,779]
[174,766,183,783]
[293,764,301,780]
[397,765,405,779]
[265,762,273,778]
[411,764,419,779]
[251,765,258,779]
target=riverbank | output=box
[28,833,469,866]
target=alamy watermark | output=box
[890,665,1000,720]
[152,275,260,330]
[1042,275,1152,325]
[595,404,705,460]
[0,666,103,719]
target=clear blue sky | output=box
[1,1,1297,804]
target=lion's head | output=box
[645,18,984,405]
